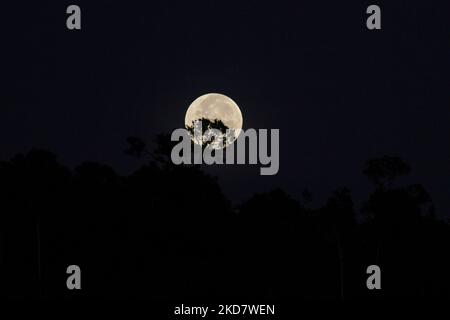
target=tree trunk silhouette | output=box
[333,226,345,300]
[36,220,42,298]
[337,240,344,300]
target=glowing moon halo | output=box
[185,93,243,149]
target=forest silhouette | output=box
[0,135,449,300]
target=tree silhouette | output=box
[361,155,440,297]
[363,156,411,189]
[0,144,448,299]
[124,136,148,158]
[320,187,356,300]
[0,150,71,297]
[186,118,232,149]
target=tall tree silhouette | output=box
[362,156,434,283]
[321,187,356,300]
[0,150,71,297]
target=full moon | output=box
[185,93,243,149]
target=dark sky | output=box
[2,1,450,217]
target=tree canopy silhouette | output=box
[0,143,448,300]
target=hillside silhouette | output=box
[0,136,448,300]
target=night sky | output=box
[2,1,450,216]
